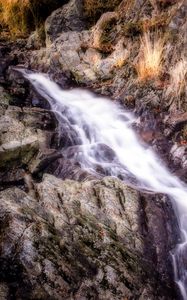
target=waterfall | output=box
[24,71,187,299]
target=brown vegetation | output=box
[0,0,66,37]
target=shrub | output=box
[136,32,164,81]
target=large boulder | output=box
[0,175,178,299]
[45,0,86,44]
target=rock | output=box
[0,137,39,168]
[0,43,15,85]
[51,31,87,67]
[22,107,56,130]
[0,175,177,299]
[83,48,102,65]
[43,30,99,84]
[31,28,130,85]
[0,105,56,183]
[45,0,86,44]
[28,149,63,175]
[170,143,187,168]
[46,155,97,181]
[5,67,28,102]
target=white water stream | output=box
[25,71,187,299]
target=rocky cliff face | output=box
[0,175,178,299]
[0,0,186,299]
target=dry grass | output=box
[0,0,33,36]
[0,0,64,37]
[167,58,187,99]
[136,32,164,81]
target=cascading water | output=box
[24,71,187,299]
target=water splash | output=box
[25,71,187,299]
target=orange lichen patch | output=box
[135,32,165,81]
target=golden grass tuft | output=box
[136,32,165,81]
[167,58,187,99]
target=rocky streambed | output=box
[0,42,180,300]
[0,0,187,299]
